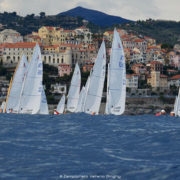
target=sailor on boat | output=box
[54,109,59,115]
[155,109,166,116]
[170,111,175,116]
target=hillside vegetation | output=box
[117,19,180,45]
[0,12,83,35]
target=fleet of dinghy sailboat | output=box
[84,41,106,115]
[105,29,126,115]
[66,63,81,112]
[19,44,46,114]
[2,29,127,116]
[3,43,49,114]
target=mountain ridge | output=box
[58,6,132,27]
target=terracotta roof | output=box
[60,43,82,48]
[148,46,160,49]
[0,42,40,48]
[132,64,144,67]
[150,61,163,65]
[121,35,129,38]
[160,74,168,78]
[64,30,73,33]
[126,73,138,78]
[167,69,178,72]
[59,63,71,66]
[134,39,144,42]
[83,64,94,67]
[78,26,88,29]
[105,31,113,34]
[45,26,54,30]
[170,75,180,80]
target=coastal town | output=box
[0,25,180,113]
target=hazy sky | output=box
[0,0,179,21]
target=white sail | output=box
[6,55,28,113]
[173,96,178,114]
[0,101,5,113]
[84,41,106,114]
[82,76,91,112]
[175,88,180,117]
[76,86,86,112]
[19,44,43,114]
[66,63,81,112]
[56,94,65,114]
[39,88,49,115]
[106,29,126,115]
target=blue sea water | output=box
[0,114,180,180]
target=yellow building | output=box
[38,26,56,45]
[147,71,168,89]
[38,26,77,45]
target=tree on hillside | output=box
[40,12,46,18]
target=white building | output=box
[0,29,23,43]
[126,74,138,89]
[0,42,72,67]
[168,75,180,87]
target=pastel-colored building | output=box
[146,61,163,74]
[126,74,138,89]
[131,64,146,75]
[147,71,168,89]
[82,64,94,72]
[58,64,72,77]
[168,75,180,87]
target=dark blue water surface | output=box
[0,114,180,180]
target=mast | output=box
[105,63,110,114]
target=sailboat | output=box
[66,63,81,112]
[84,41,106,115]
[19,44,43,114]
[82,76,91,112]
[4,55,28,113]
[39,88,49,115]
[174,88,180,117]
[55,94,65,114]
[0,101,5,113]
[105,29,126,115]
[76,86,86,113]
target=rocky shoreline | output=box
[48,96,175,115]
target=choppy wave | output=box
[0,114,180,179]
